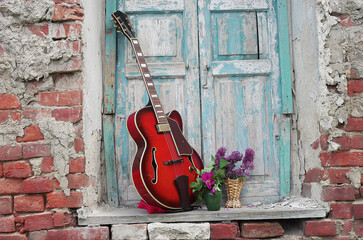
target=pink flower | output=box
[201,172,215,189]
[211,187,216,194]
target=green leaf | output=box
[209,155,216,168]
[190,182,198,188]
[219,158,229,169]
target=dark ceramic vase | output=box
[204,189,222,211]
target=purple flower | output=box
[221,147,255,179]
[201,172,215,189]
[211,186,216,194]
[214,147,227,170]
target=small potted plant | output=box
[190,156,228,211]
[214,147,255,208]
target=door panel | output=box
[199,0,281,203]
[115,0,200,206]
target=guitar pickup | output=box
[155,123,171,133]
[163,158,184,165]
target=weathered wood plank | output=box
[126,62,186,78]
[279,117,291,198]
[125,0,184,12]
[211,59,271,76]
[277,0,293,114]
[103,115,119,206]
[104,0,117,114]
[210,0,268,11]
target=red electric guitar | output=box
[112,11,204,210]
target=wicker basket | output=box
[224,178,244,208]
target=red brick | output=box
[23,143,51,159]
[0,233,27,240]
[320,151,363,167]
[27,230,48,240]
[54,211,76,227]
[24,213,53,231]
[341,220,353,236]
[46,191,82,208]
[348,80,363,96]
[3,161,33,178]
[0,94,21,110]
[56,40,82,55]
[14,195,44,212]
[69,157,85,173]
[49,56,83,73]
[356,220,363,236]
[0,196,12,215]
[324,168,350,184]
[344,118,363,132]
[23,109,51,123]
[16,125,44,143]
[67,173,90,189]
[0,145,22,161]
[0,179,23,195]
[322,186,358,201]
[55,73,83,90]
[353,202,363,219]
[49,22,82,39]
[24,24,49,38]
[330,202,353,219]
[54,179,61,189]
[74,138,84,153]
[331,135,351,151]
[47,227,109,240]
[339,16,358,27]
[211,222,239,239]
[304,168,324,183]
[52,106,82,122]
[41,157,54,173]
[37,90,82,106]
[304,221,336,236]
[23,177,53,193]
[0,163,2,178]
[0,216,15,233]
[351,135,363,149]
[0,110,21,124]
[52,4,84,21]
[241,222,284,238]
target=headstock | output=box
[111,11,136,40]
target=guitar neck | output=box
[130,38,167,124]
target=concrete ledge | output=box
[79,198,328,225]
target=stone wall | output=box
[0,0,362,239]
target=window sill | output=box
[78,197,328,225]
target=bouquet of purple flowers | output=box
[215,147,255,179]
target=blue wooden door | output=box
[106,0,291,206]
[113,0,201,206]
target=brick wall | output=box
[302,0,363,238]
[0,0,107,239]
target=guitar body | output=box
[127,106,204,210]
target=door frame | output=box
[103,0,292,206]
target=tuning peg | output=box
[117,30,122,33]
[110,18,114,21]
[114,24,118,27]
[117,17,120,20]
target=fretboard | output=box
[130,38,167,124]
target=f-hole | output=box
[151,147,158,184]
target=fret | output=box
[131,37,168,125]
